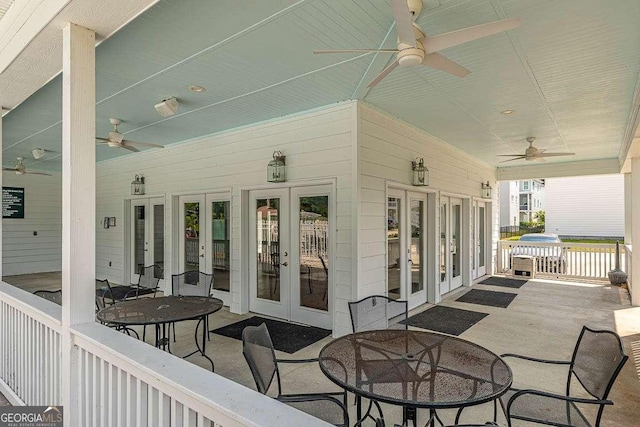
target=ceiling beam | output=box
[497,158,620,181]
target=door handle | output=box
[199,254,204,258]
[281,262,288,267]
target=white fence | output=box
[0,282,329,426]
[498,240,626,280]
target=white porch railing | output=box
[626,244,633,296]
[0,281,61,406]
[0,282,330,426]
[497,240,626,280]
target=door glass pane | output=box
[299,196,328,311]
[256,198,280,301]
[134,206,145,275]
[212,201,230,292]
[410,199,424,294]
[153,204,164,277]
[440,202,447,282]
[452,203,461,279]
[184,202,200,271]
[387,197,401,300]
[479,207,485,268]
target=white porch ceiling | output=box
[2,0,640,173]
[0,0,14,20]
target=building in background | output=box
[499,179,546,226]
[545,174,624,239]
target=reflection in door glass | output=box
[153,204,164,277]
[299,196,329,311]
[256,199,280,301]
[440,202,447,282]
[184,202,200,271]
[387,197,401,300]
[134,206,145,275]
[212,201,230,292]
[410,200,424,294]
[479,207,485,268]
[452,204,461,279]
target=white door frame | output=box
[129,197,165,289]
[440,196,463,295]
[178,194,206,275]
[204,193,232,305]
[473,200,488,279]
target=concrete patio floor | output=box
[3,272,640,426]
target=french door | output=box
[130,197,165,289]
[473,201,488,279]
[387,189,427,310]
[178,193,231,305]
[440,196,463,295]
[249,185,332,329]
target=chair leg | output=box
[172,322,176,342]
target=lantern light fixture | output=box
[131,174,145,195]
[481,181,492,199]
[267,151,286,183]
[411,158,429,186]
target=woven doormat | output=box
[479,276,527,289]
[402,306,488,336]
[212,316,331,354]
[456,289,517,308]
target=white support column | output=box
[624,173,632,244]
[0,109,3,280]
[631,159,640,306]
[60,23,95,426]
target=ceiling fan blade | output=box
[500,156,527,163]
[314,49,398,54]
[421,53,470,77]
[25,171,53,176]
[2,167,16,172]
[420,17,521,54]
[368,59,400,88]
[96,137,111,142]
[120,144,140,153]
[123,140,164,149]
[536,152,575,157]
[497,154,526,157]
[535,157,546,162]
[391,0,416,47]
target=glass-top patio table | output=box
[96,295,223,371]
[318,329,512,426]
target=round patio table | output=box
[96,295,223,371]
[318,329,512,426]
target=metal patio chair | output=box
[171,271,214,341]
[95,279,139,339]
[33,289,62,305]
[500,325,628,427]
[242,323,348,427]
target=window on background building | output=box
[523,181,530,191]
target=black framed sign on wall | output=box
[2,187,25,219]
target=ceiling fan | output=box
[313,0,521,88]
[2,157,52,176]
[96,118,164,152]
[499,137,575,163]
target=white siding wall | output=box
[499,181,519,226]
[2,172,62,275]
[95,102,357,334]
[357,103,496,305]
[545,174,624,238]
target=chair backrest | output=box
[95,279,113,311]
[242,323,279,395]
[569,326,628,400]
[172,271,213,297]
[137,264,163,290]
[348,295,408,332]
[33,290,62,305]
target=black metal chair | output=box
[500,325,628,427]
[348,295,409,425]
[171,271,214,341]
[95,279,139,339]
[33,289,62,305]
[348,295,408,332]
[242,323,349,427]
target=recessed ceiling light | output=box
[500,109,515,115]
[188,85,206,93]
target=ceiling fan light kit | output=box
[313,0,520,88]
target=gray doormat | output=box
[479,276,527,288]
[456,289,517,308]
[211,316,331,354]
[402,306,488,336]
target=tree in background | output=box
[535,210,545,224]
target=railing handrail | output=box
[0,281,61,330]
[71,322,330,427]
[500,241,623,250]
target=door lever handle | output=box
[281,262,288,267]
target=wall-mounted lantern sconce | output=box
[267,151,286,183]
[131,174,145,195]
[482,181,492,199]
[411,158,429,186]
